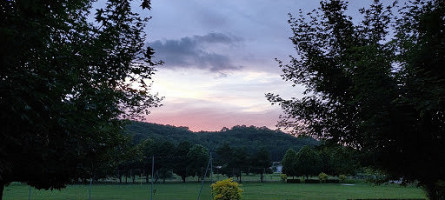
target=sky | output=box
[140,0,401,132]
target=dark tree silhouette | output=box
[173,141,193,183]
[281,149,298,179]
[0,0,160,198]
[251,148,272,182]
[268,0,444,199]
[295,146,321,179]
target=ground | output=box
[3,181,426,200]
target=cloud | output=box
[149,33,243,72]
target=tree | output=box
[281,149,298,179]
[251,148,272,182]
[268,0,444,198]
[231,147,249,183]
[0,0,160,198]
[295,146,321,179]
[317,144,358,176]
[215,143,234,177]
[174,141,193,183]
[150,141,176,183]
[187,145,209,182]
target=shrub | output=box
[339,174,347,182]
[318,172,328,182]
[211,178,242,200]
[280,174,287,182]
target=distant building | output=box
[271,162,282,173]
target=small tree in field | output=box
[295,146,321,179]
[281,149,298,179]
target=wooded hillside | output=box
[125,121,318,161]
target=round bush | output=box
[339,174,347,182]
[211,178,243,200]
[280,174,288,182]
[319,172,328,182]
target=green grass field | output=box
[3,182,427,200]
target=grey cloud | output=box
[149,33,243,72]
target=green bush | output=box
[318,172,328,182]
[339,174,347,182]
[211,178,243,200]
[280,174,287,182]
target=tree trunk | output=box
[182,176,186,183]
[239,171,242,183]
[0,183,4,200]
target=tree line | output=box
[282,145,359,180]
[78,137,274,184]
[125,122,318,161]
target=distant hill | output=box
[125,121,319,161]
[126,122,319,161]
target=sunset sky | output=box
[142,0,402,132]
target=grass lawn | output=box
[3,182,426,200]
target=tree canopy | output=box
[281,149,298,179]
[295,146,321,179]
[0,0,161,197]
[268,0,444,199]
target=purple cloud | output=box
[149,33,243,72]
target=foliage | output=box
[231,148,249,182]
[267,0,444,198]
[281,149,298,178]
[126,122,319,161]
[319,172,328,182]
[151,141,176,183]
[280,174,288,182]
[186,144,209,181]
[317,144,359,176]
[339,175,347,183]
[250,148,272,182]
[0,0,161,196]
[211,179,243,200]
[173,141,193,183]
[295,146,321,179]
